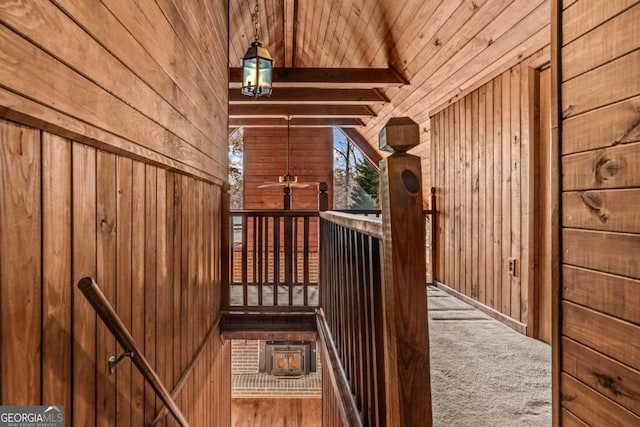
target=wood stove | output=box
[260,341,316,378]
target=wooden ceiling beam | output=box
[229,117,365,128]
[229,67,408,88]
[229,88,388,105]
[229,104,375,118]
[339,127,383,168]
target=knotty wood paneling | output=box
[42,133,72,412]
[0,0,229,423]
[0,0,228,182]
[0,121,231,425]
[116,156,133,426]
[0,120,41,405]
[72,142,98,425]
[557,0,640,423]
[431,49,548,326]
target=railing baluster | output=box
[241,214,248,306]
[264,216,270,303]
[346,228,355,392]
[355,232,365,414]
[293,216,299,291]
[360,234,374,426]
[258,215,263,306]
[285,214,293,306]
[252,215,257,289]
[370,237,385,426]
[274,216,280,306]
[303,216,310,306]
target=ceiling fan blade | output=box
[257,181,319,189]
[257,182,284,188]
[289,181,319,188]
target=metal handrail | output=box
[77,277,189,427]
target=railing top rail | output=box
[320,211,383,240]
[230,209,320,217]
[333,209,382,216]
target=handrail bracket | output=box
[108,350,134,375]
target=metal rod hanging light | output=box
[241,0,273,98]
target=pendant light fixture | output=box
[241,0,273,98]
[257,117,304,189]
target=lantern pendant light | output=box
[241,0,273,98]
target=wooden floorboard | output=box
[232,398,321,427]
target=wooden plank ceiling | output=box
[229,0,550,156]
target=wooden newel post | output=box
[378,117,432,426]
[318,182,329,211]
[283,186,291,210]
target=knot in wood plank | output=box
[595,154,626,185]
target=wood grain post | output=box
[284,186,292,210]
[318,182,329,211]
[378,117,432,427]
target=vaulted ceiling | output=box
[229,0,550,160]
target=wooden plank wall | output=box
[431,47,549,328]
[0,0,231,425]
[0,121,231,425]
[557,0,640,424]
[243,127,334,210]
[0,0,227,183]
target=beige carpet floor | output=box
[428,286,552,426]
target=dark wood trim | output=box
[229,117,365,128]
[551,0,563,424]
[222,306,316,314]
[229,88,388,105]
[229,68,408,88]
[435,282,528,335]
[220,331,317,341]
[229,104,375,118]
[339,128,383,168]
[527,64,541,339]
[230,209,319,216]
[220,308,317,341]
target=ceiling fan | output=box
[257,116,318,189]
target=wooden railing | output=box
[318,211,386,426]
[77,277,189,427]
[227,209,320,307]
[318,118,434,426]
[225,204,434,308]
